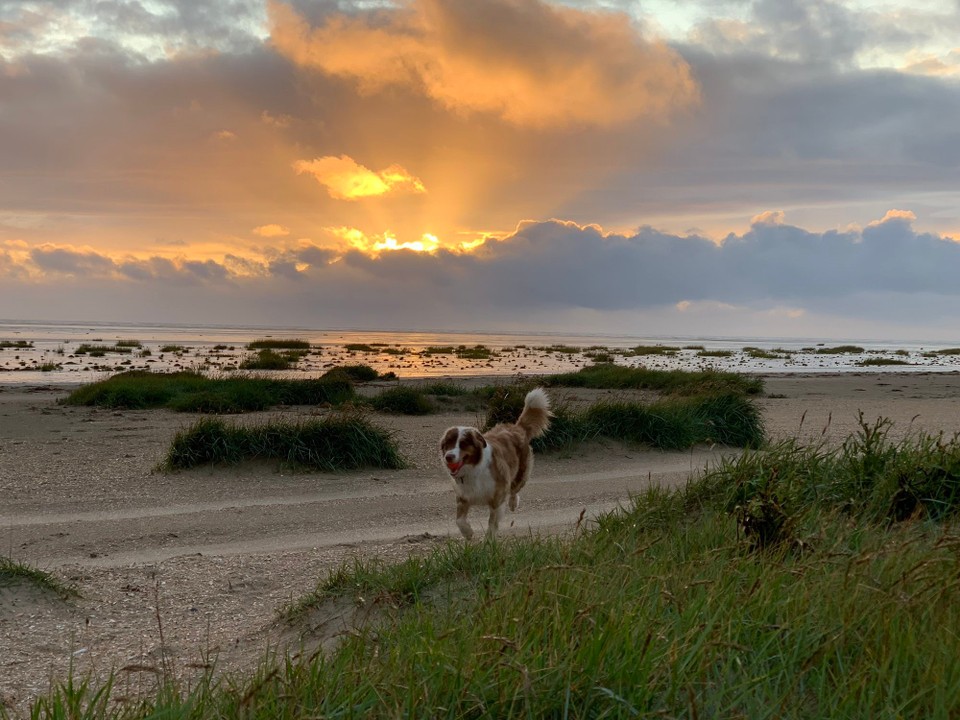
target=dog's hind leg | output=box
[456,497,474,540]
[509,493,520,511]
[486,501,506,540]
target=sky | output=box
[2,0,960,340]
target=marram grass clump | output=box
[544,362,763,395]
[482,383,765,451]
[62,371,354,412]
[163,413,405,471]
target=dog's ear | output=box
[440,427,459,451]
[470,429,487,448]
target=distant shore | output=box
[4,323,960,385]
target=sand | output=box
[2,371,960,713]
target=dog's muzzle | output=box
[446,460,464,476]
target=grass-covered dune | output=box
[483,383,765,451]
[544,363,764,396]
[62,371,355,413]
[36,419,960,718]
[164,414,405,471]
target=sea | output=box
[1,318,959,385]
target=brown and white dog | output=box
[440,388,551,540]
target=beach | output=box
[2,370,960,712]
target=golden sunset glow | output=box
[293,155,426,201]
[3,0,960,339]
[327,227,445,256]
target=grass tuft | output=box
[0,556,77,599]
[62,371,354,412]
[369,386,435,415]
[164,413,405,471]
[247,338,311,350]
[544,363,763,395]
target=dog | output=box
[440,387,551,540]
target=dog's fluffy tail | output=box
[517,387,551,441]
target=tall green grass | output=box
[61,371,354,412]
[481,383,764,451]
[163,413,404,471]
[36,420,960,718]
[544,363,763,395]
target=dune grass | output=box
[628,344,678,355]
[322,364,381,383]
[74,343,134,356]
[858,357,911,366]
[163,413,404,471]
[456,344,497,360]
[61,371,354,412]
[816,345,866,354]
[481,383,764,451]
[36,418,960,719]
[246,338,311,350]
[239,348,306,370]
[543,363,763,396]
[0,556,76,600]
[368,386,436,415]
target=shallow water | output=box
[1,318,959,384]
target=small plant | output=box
[115,339,142,348]
[344,343,377,353]
[0,340,33,349]
[160,344,187,353]
[697,349,734,358]
[423,346,455,354]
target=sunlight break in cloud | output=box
[252,224,290,238]
[327,227,441,256]
[268,0,699,128]
[294,155,426,201]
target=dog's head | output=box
[440,426,486,478]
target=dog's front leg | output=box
[486,502,506,540]
[456,497,474,540]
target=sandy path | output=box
[2,372,960,713]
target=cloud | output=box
[7,212,960,338]
[268,0,699,128]
[252,223,290,237]
[294,155,426,200]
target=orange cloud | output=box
[868,209,917,227]
[268,0,699,128]
[294,155,426,200]
[252,224,291,237]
